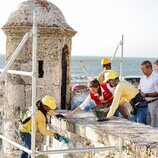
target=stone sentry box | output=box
[2,0,76,110]
[1,0,76,157]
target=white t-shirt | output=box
[138,71,158,100]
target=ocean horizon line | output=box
[72,55,157,59]
[0,53,157,59]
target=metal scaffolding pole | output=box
[111,41,121,61]
[31,10,38,158]
[119,34,124,80]
[37,146,118,156]
[118,137,123,158]
[0,134,32,155]
[0,32,32,82]
[0,69,32,76]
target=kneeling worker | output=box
[67,79,114,121]
[19,96,65,158]
[104,70,148,124]
[67,79,129,121]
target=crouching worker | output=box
[19,96,65,158]
[67,79,115,121]
[104,70,148,124]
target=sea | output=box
[0,54,157,78]
[71,56,157,78]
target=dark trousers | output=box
[19,130,31,158]
[117,104,131,120]
[91,104,110,120]
[130,94,148,124]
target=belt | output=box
[131,93,145,103]
[130,93,148,109]
[147,98,158,104]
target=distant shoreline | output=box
[0,54,157,59]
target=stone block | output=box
[47,110,158,158]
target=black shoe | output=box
[96,118,109,122]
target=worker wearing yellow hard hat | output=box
[104,70,118,81]
[101,58,111,66]
[19,95,65,158]
[42,95,56,109]
[97,58,112,83]
[104,70,148,125]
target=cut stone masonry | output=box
[47,110,158,158]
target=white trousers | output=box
[147,100,158,127]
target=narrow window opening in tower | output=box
[38,60,44,78]
[61,45,69,109]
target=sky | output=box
[0,0,158,57]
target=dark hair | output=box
[88,79,101,96]
[154,60,158,65]
[103,63,111,69]
[36,100,48,123]
[141,60,152,69]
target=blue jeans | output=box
[132,101,148,125]
[114,110,120,117]
[19,130,31,158]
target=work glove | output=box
[54,133,60,140]
[54,133,69,144]
[55,114,65,119]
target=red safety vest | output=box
[90,83,113,106]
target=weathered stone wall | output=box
[3,27,74,108]
[0,27,75,157]
[46,110,158,158]
[0,0,77,157]
[0,82,5,113]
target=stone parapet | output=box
[48,110,158,158]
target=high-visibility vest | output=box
[20,109,32,135]
[90,83,113,105]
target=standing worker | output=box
[19,95,65,158]
[104,70,148,124]
[138,61,158,127]
[97,58,111,83]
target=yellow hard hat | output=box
[101,58,111,65]
[104,70,118,82]
[42,96,56,110]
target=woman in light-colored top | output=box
[67,79,113,121]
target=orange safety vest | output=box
[90,83,113,106]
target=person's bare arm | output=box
[140,91,158,98]
[67,106,81,119]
